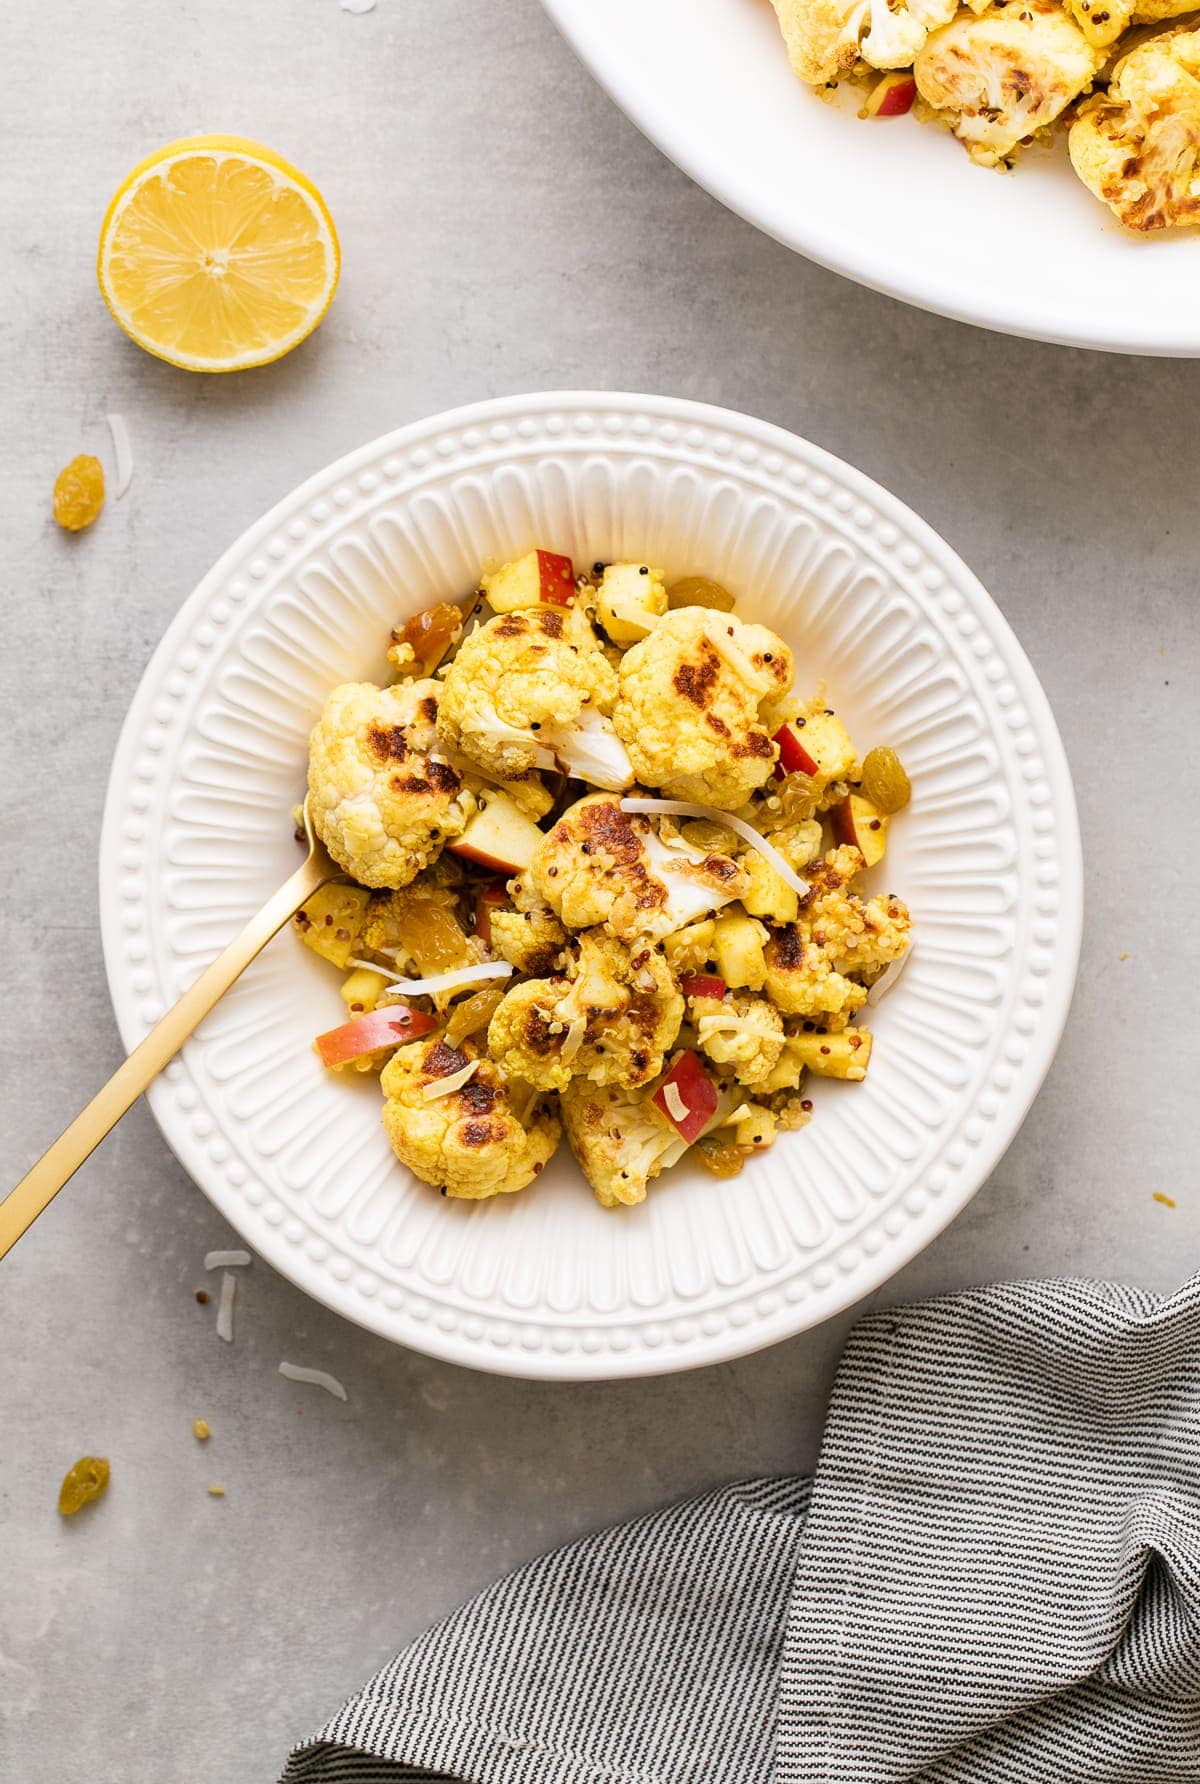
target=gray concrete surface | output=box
[1,2,1197,1779]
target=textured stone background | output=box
[1,3,1196,1779]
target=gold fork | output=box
[0,795,341,1262]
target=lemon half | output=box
[98,135,340,373]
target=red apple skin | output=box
[449,796,544,875]
[474,880,509,946]
[832,795,889,867]
[452,841,526,875]
[537,550,575,606]
[315,1005,439,1069]
[652,1051,720,1144]
[773,724,820,778]
[870,75,916,116]
[678,974,727,1001]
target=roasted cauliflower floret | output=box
[614,608,794,809]
[690,991,785,1089]
[769,0,958,86]
[1070,25,1200,229]
[487,932,684,1093]
[530,795,749,941]
[380,1035,559,1199]
[763,846,911,1024]
[915,1,1101,167]
[436,607,633,789]
[308,679,475,890]
[560,1079,689,1208]
[488,874,569,976]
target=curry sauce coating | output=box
[380,1035,559,1199]
[613,608,794,809]
[1070,24,1200,229]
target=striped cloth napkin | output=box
[281,1274,1200,1784]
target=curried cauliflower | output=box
[915,1,1102,166]
[613,608,794,810]
[380,1034,559,1199]
[560,1079,690,1208]
[436,607,633,789]
[308,679,475,889]
[488,873,569,976]
[1069,25,1200,228]
[769,0,958,86]
[763,846,912,1025]
[689,991,785,1089]
[487,932,684,1092]
[530,794,749,941]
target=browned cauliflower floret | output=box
[613,609,794,810]
[530,795,749,941]
[689,991,785,1089]
[487,933,684,1092]
[488,873,569,976]
[380,1035,559,1200]
[308,679,476,889]
[915,1,1101,167]
[769,0,958,84]
[560,1079,689,1209]
[436,607,634,789]
[1070,25,1200,229]
[763,846,911,1024]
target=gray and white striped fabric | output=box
[282,1274,1200,1784]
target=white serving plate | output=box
[100,392,1081,1378]
[543,0,1200,356]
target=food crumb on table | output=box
[207,1484,226,1498]
[192,1418,211,1442]
[1152,1192,1176,1208]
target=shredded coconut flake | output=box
[560,1013,588,1063]
[866,943,913,1005]
[375,961,514,998]
[619,798,810,898]
[341,0,376,11]
[279,1362,348,1400]
[205,1249,251,1270]
[422,1059,480,1100]
[106,413,133,497]
[662,1082,690,1124]
[216,1271,237,1344]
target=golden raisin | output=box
[390,899,472,975]
[58,1455,110,1516]
[667,576,735,613]
[391,603,464,673]
[860,746,912,814]
[445,986,505,1048]
[53,454,105,532]
[694,1136,746,1179]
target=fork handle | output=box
[0,853,335,1264]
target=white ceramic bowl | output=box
[100,392,1081,1378]
[542,0,1200,356]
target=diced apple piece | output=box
[678,973,727,1001]
[773,724,819,778]
[733,1106,776,1150]
[473,878,509,946]
[449,793,545,874]
[294,883,372,969]
[832,794,889,869]
[339,966,389,1015]
[314,1005,440,1072]
[596,562,668,645]
[863,72,916,117]
[740,852,800,925]
[652,1051,720,1144]
[482,549,575,612]
[711,912,769,992]
[789,1028,873,1081]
